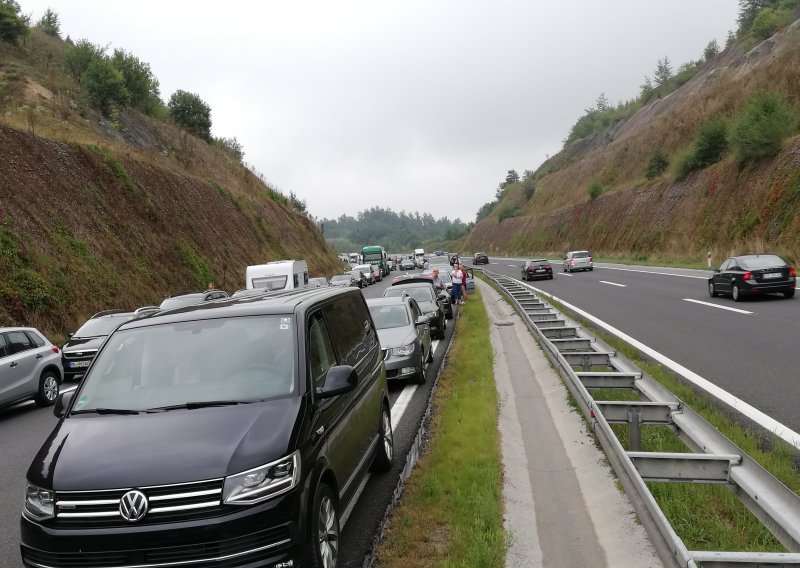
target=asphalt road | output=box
[0,268,454,568]
[477,257,800,434]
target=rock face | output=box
[464,21,800,264]
[0,125,339,336]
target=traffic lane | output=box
[338,284,456,568]
[481,262,800,433]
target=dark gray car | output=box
[0,327,62,410]
[367,297,432,383]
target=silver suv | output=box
[0,327,63,409]
[564,250,593,272]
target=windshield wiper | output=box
[70,408,141,415]
[146,400,250,412]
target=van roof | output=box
[119,287,355,330]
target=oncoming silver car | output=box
[0,327,62,410]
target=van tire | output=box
[372,405,394,471]
[309,483,340,568]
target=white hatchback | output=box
[564,250,593,272]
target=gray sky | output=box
[22,1,739,222]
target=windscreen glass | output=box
[73,316,297,412]
[369,305,410,329]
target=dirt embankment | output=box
[0,125,340,338]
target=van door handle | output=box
[10,361,18,368]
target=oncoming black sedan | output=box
[708,254,796,301]
[521,259,553,281]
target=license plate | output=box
[536,268,544,272]
[69,361,91,368]
[762,272,781,279]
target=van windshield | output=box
[251,275,288,290]
[72,315,297,413]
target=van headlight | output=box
[391,343,415,356]
[223,451,300,505]
[24,483,54,521]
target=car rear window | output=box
[74,316,132,338]
[369,305,410,329]
[739,256,786,270]
[385,285,434,303]
[573,251,590,258]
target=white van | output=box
[414,248,425,265]
[245,260,309,291]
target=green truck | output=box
[362,245,388,276]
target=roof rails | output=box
[90,309,130,319]
[134,306,161,317]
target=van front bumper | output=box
[20,492,304,568]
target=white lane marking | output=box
[431,339,440,353]
[599,281,626,288]
[556,272,573,277]
[683,299,753,314]
[508,264,517,267]
[595,265,708,280]
[520,282,800,449]
[391,384,419,431]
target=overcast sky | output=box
[21,1,739,222]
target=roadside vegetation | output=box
[377,291,506,567]
[543,297,800,551]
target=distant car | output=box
[159,289,229,310]
[708,254,796,302]
[330,273,359,288]
[563,250,593,272]
[434,250,444,256]
[429,255,450,267]
[308,277,328,288]
[61,310,138,382]
[522,259,553,281]
[349,269,368,288]
[473,252,489,265]
[385,280,447,339]
[367,296,432,383]
[372,265,383,282]
[449,254,460,267]
[399,258,416,270]
[422,270,454,319]
[354,264,375,285]
[0,326,62,410]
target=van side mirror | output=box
[316,365,358,399]
[54,390,75,418]
[416,315,432,326]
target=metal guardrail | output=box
[477,268,800,568]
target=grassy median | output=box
[377,290,506,567]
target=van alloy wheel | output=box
[314,486,339,568]
[372,405,393,472]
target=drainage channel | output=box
[481,270,800,568]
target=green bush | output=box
[497,204,523,222]
[588,181,603,200]
[679,117,729,176]
[733,91,798,164]
[64,40,106,82]
[749,8,793,40]
[0,1,28,44]
[645,149,670,179]
[83,58,129,115]
[168,90,212,142]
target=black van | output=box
[21,287,393,568]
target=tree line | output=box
[320,207,470,253]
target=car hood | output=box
[27,397,304,490]
[377,327,415,349]
[62,336,105,352]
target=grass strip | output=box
[377,289,506,567]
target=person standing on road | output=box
[431,267,444,292]
[423,257,430,271]
[452,262,464,305]
[460,267,468,304]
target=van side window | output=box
[324,294,375,366]
[0,334,8,358]
[294,274,299,288]
[304,272,309,285]
[308,314,336,389]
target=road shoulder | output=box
[480,280,664,568]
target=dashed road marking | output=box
[599,280,626,287]
[556,272,573,277]
[683,298,753,314]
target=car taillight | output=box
[569,259,574,264]
[791,267,797,277]
[589,257,592,262]
[545,265,552,269]
[742,271,752,280]
[51,346,59,354]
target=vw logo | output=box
[119,490,148,522]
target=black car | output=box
[159,289,229,310]
[61,309,142,382]
[384,280,447,339]
[473,252,489,265]
[21,287,393,568]
[708,254,796,301]
[521,259,553,281]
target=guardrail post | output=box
[629,407,642,452]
